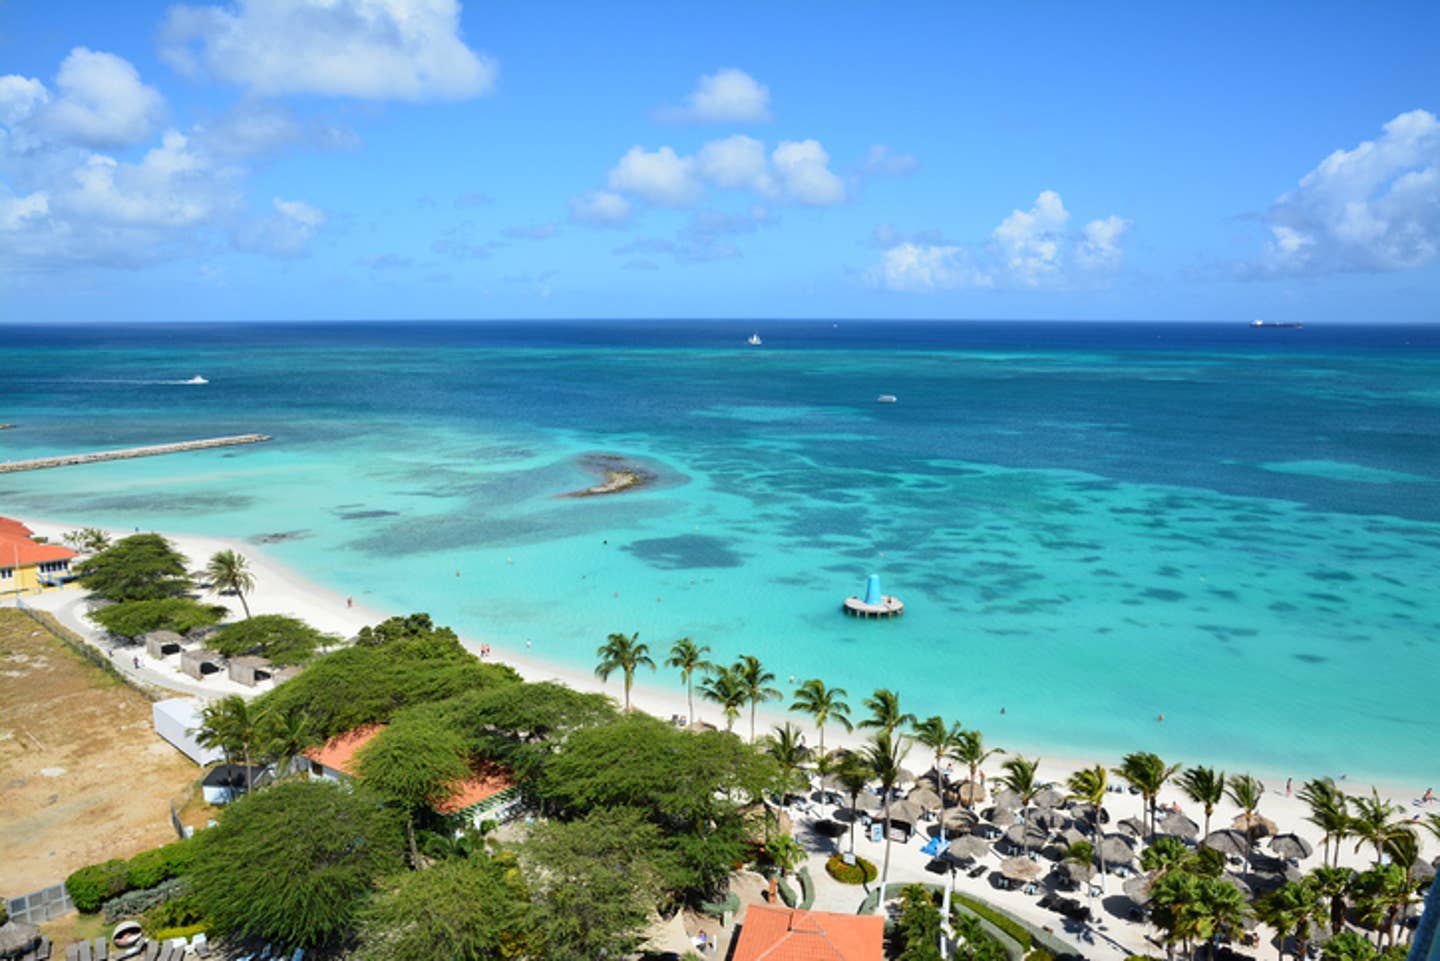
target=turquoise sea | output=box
[3,321,1439,782]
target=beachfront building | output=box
[0,518,77,595]
[301,724,522,826]
[730,906,883,961]
[152,697,225,766]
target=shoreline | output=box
[18,515,1440,836]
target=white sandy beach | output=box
[16,514,1440,959]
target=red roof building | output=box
[731,906,884,961]
[0,517,78,593]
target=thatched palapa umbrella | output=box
[957,781,986,807]
[1060,826,1088,849]
[1232,811,1277,839]
[1116,816,1147,838]
[992,788,1022,809]
[1268,832,1314,860]
[1156,812,1200,841]
[948,835,991,862]
[883,799,923,825]
[907,786,943,814]
[1031,808,1070,832]
[1057,859,1095,887]
[1122,873,1154,906]
[853,792,882,813]
[985,806,1016,828]
[1033,786,1065,809]
[940,806,979,837]
[1004,822,1049,851]
[1221,872,1253,898]
[1202,829,1251,858]
[1000,856,1044,884]
[1411,860,1436,884]
[1098,834,1137,867]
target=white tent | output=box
[152,697,223,765]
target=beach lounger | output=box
[94,938,109,961]
[35,937,52,961]
[291,950,305,961]
[64,943,78,961]
[190,934,210,958]
[77,942,92,961]
[142,943,158,961]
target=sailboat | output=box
[747,332,762,346]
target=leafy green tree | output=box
[765,833,806,878]
[205,548,256,619]
[951,912,1007,961]
[432,681,616,784]
[353,613,468,660]
[893,884,945,961]
[864,728,909,888]
[699,663,747,733]
[75,533,191,601]
[260,709,315,777]
[210,613,333,666]
[788,677,852,752]
[859,687,915,735]
[1139,836,1191,879]
[594,631,654,713]
[1115,751,1181,837]
[734,653,781,744]
[950,728,1001,808]
[1322,930,1377,961]
[88,597,227,638]
[522,808,665,961]
[1196,877,1251,960]
[1066,764,1109,883]
[665,636,712,727]
[1150,869,1205,960]
[61,527,111,554]
[1180,765,1227,841]
[356,854,537,961]
[1227,773,1266,871]
[1308,865,1353,936]
[356,717,473,867]
[190,779,404,949]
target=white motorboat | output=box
[183,375,209,385]
[877,394,897,403]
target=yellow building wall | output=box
[1,563,71,594]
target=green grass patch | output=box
[826,853,877,885]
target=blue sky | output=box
[2,1,1437,322]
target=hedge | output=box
[153,923,208,942]
[699,892,741,920]
[826,854,877,885]
[797,867,815,910]
[68,837,197,914]
[102,878,188,923]
[777,877,797,908]
[858,888,881,915]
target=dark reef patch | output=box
[623,534,745,570]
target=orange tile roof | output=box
[731,906,883,961]
[302,724,515,814]
[302,723,384,776]
[0,521,77,566]
[435,760,517,814]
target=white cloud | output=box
[0,189,48,231]
[600,136,845,210]
[771,139,846,206]
[161,0,497,100]
[660,68,770,123]
[192,101,360,160]
[568,190,631,227]
[870,190,1131,292]
[1246,109,1440,276]
[234,196,327,257]
[1,49,166,150]
[860,144,918,176]
[607,145,701,206]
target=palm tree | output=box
[911,715,964,842]
[1066,764,1109,890]
[1150,870,1206,961]
[859,687,914,735]
[1197,876,1251,961]
[196,695,266,792]
[261,709,314,777]
[206,548,256,618]
[834,752,872,855]
[996,755,1042,854]
[734,654,781,744]
[1140,836,1192,879]
[1423,812,1440,845]
[1352,864,1412,950]
[1255,880,1323,961]
[789,678,852,752]
[950,728,1001,808]
[1308,865,1353,936]
[594,631,654,713]
[1180,766,1227,841]
[1300,777,1351,867]
[1347,789,1409,866]
[1321,930,1379,961]
[1115,751,1182,837]
[699,664,747,733]
[864,729,909,889]
[765,723,810,802]
[1227,773,1266,872]
[665,637,712,728]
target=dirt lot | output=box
[0,607,207,897]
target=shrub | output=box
[858,888,881,915]
[102,878,189,923]
[825,853,877,885]
[1026,951,1056,961]
[698,893,741,920]
[143,893,205,933]
[153,923,208,942]
[776,877,797,907]
[797,867,815,910]
[955,893,1032,948]
[67,859,130,913]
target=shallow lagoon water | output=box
[4,321,1439,781]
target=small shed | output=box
[201,764,269,804]
[152,698,224,766]
[227,655,274,687]
[143,630,185,659]
[271,664,304,684]
[181,648,224,679]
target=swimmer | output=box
[1157,713,1165,722]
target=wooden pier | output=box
[842,594,905,618]
[0,434,272,474]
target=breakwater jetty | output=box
[0,434,272,474]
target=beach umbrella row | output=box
[1268,832,1314,860]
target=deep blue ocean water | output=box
[4,321,1438,781]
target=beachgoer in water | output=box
[1157,713,1165,722]
[1285,777,1292,796]
[346,596,353,608]
[999,707,1005,715]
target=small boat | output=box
[1249,320,1303,329]
[876,394,897,403]
[747,333,762,346]
[183,375,209,384]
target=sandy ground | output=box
[0,609,206,897]
[16,515,1440,957]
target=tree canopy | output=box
[356,717,474,865]
[190,779,404,948]
[209,614,333,666]
[74,533,191,601]
[88,597,227,638]
[354,613,468,660]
